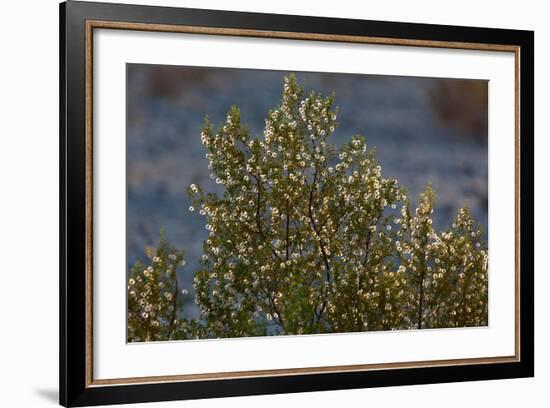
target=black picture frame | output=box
[60,1,534,406]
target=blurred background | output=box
[127,64,488,319]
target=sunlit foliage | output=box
[127,75,488,342]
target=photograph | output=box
[126,65,489,342]
[55,2,534,405]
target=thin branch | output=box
[285,199,290,261]
[253,175,281,261]
[167,267,179,340]
[307,169,332,279]
[260,285,286,332]
[363,208,384,267]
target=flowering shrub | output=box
[127,231,187,342]
[127,75,488,342]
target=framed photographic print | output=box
[59,1,534,406]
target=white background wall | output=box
[0,0,545,407]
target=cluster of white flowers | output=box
[127,234,187,342]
